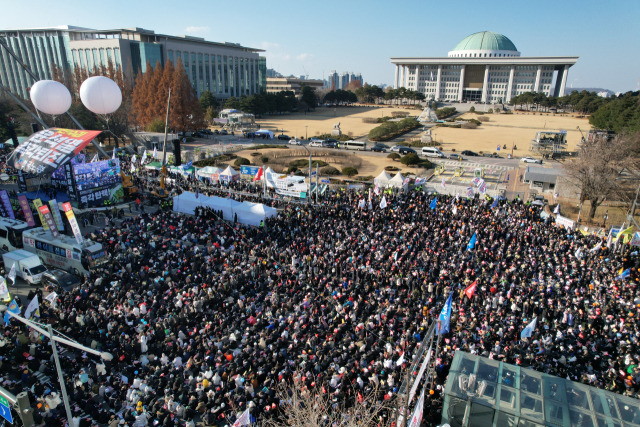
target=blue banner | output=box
[240,166,260,176]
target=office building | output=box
[265,77,324,96]
[390,31,578,103]
[0,25,264,99]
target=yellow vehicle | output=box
[120,172,139,198]
[150,165,169,200]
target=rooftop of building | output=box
[452,31,518,52]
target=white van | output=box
[422,147,445,158]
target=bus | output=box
[21,228,109,276]
[0,218,35,252]
[338,140,367,151]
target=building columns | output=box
[558,65,569,97]
[505,65,515,103]
[534,65,542,93]
[457,65,466,102]
[435,65,442,100]
[481,65,490,103]
[394,65,399,89]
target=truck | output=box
[2,249,47,285]
[0,218,35,252]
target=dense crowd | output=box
[0,185,639,427]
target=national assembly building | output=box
[390,31,578,103]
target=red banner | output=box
[9,128,102,175]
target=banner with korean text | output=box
[17,195,36,226]
[32,199,48,230]
[8,128,102,175]
[37,205,60,238]
[62,202,83,244]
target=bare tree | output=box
[563,132,640,221]
[263,375,395,427]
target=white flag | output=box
[131,163,136,173]
[358,199,365,209]
[131,154,137,164]
[380,196,387,209]
[7,262,16,283]
[45,292,58,307]
[153,147,158,159]
[232,408,251,426]
[452,204,458,215]
[91,153,99,163]
[589,241,602,253]
[24,295,39,320]
[141,150,147,164]
[112,148,116,159]
[441,177,446,188]
[553,204,560,214]
[521,316,537,339]
[0,278,8,299]
[374,183,380,195]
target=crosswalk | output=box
[435,160,513,172]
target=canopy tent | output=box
[196,166,222,181]
[172,191,277,226]
[374,170,392,187]
[219,165,240,183]
[388,172,406,189]
[254,129,274,139]
[145,161,163,171]
[168,165,196,176]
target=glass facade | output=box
[442,352,640,427]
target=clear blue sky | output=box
[6,0,639,93]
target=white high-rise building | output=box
[390,31,578,103]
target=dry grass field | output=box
[243,106,592,179]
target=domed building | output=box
[390,31,577,103]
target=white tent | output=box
[374,170,392,187]
[197,166,222,181]
[388,172,406,189]
[219,165,240,183]
[173,192,277,226]
[254,129,274,139]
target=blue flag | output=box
[437,294,453,335]
[616,268,631,280]
[491,198,499,209]
[467,232,477,250]
[182,160,193,170]
[430,197,437,210]
[4,298,19,326]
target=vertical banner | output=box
[0,190,15,219]
[64,162,79,202]
[48,200,65,232]
[62,202,83,244]
[37,205,60,238]
[32,199,49,230]
[18,195,36,226]
[408,387,425,427]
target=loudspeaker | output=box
[172,139,181,166]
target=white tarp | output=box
[374,170,392,187]
[172,192,276,226]
[254,129,274,139]
[197,166,222,181]
[388,172,406,189]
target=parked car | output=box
[390,145,404,153]
[461,150,479,156]
[192,131,203,138]
[521,157,543,164]
[399,147,416,155]
[277,134,291,141]
[200,129,213,135]
[449,153,464,160]
[41,268,81,292]
[288,139,302,145]
[219,130,228,135]
[323,139,338,148]
[482,153,502,158]
[309,138,325,147]
[371,144,388,153]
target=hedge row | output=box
[368,118,421,141]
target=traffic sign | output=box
[320,178,330,184]
[0,395,13,423]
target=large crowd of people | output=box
[0,178,639,426]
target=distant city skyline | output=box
[3,0,639,93]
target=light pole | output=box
[300,144,313,204]
[6,311,113,427]
[305,126,308,140]
[603,210,609,228]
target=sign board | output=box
[320,178,331,184]
[8,128,101,175]
[240,165,260,176]
[555,214,575,229]
[0,395,13,423]
[310,170,317,176]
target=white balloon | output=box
[29,80,72,116]
[79,76,122,115]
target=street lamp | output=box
[6,311,113,427]
[305,126,308,140]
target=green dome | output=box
[452,31,517,52]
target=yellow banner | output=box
[32,199,49,230]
